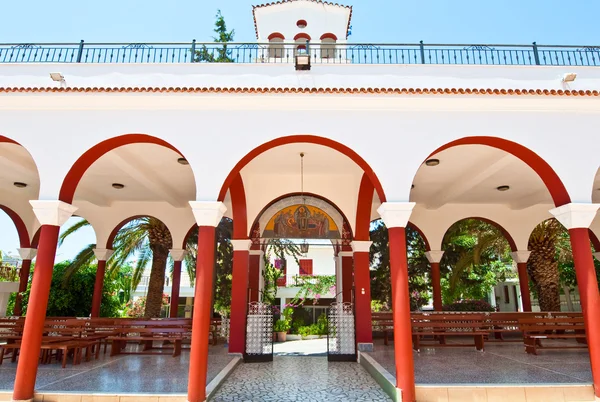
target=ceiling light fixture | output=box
[177,157,189,165]
[112,183,125,189]
[411,184,415,189]
[425,158,440,167]
[497,185,510,192]
[13,182,27,188]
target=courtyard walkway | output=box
[211,355,391,401]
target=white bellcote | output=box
[253,0,352,43]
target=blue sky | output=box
[1,0,599,262]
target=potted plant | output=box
[274,319,290,342]
[0,264,20,317]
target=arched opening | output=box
[440,218,515,311]
[320,33,337,59]
[267,32,285,59]
[294,33,311,55]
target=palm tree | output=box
[60,217,173,318]
[527,218,568,311]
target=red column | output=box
[229,240,250,354]
[13,225,59,401]
[170,260,183,318]
[90,260,107,318]
[341,254,353,303]
[188,226,216,402]
[388,227,416,402]
[13,258,33,316]
[248,251,261,302]
[353,242,373,347]
[430,262,442,311]
[569,228,600,398]
[516,263,532,312]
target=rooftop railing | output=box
[1,41,599,66]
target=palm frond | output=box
[62,243,96,286]
[131,246,152,291]
[59,219,91,246]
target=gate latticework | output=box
[244,302,273,362]
[327,301,356,361]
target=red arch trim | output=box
[355,174,374,241]
[230,173,248,240]
[442,216,517,252]
[0,206,30,248]
[268,32,285,40]
[248,192,354,240]
[320,33,337,41]
[59,134,182,204]
[294,33,311,41]
[429,136,570,207]
[182,224,198,249]
[0,136,19,145]
[218,135,386,203]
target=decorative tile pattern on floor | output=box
[0,343,232,393]
[367,337,592,385]
[211,356,392,402]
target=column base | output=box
[358,342,374,352]
[12,398,33,402]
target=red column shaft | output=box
[13,225,59,401]
[170,260,182,318]
[354,251,372,345]
[431,262,443,311]
[569,228,600,398]
[342,256,353,303]
[90,260,107,318]
[516,262,532,312]
[13,259,32,316]
[248,254,260,302]
[388,227,416,402]
[229,249,250,354]
[188,226,216,402]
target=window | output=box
[299,259,313,276]
[320,33,337,59]
[268,33,285,59]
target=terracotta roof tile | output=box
[0,86,598,96]
[252,0,352,39]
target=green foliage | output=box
[371,300,388,313]
[315,313,328,335]
[441,219,514,304]
[298,326,312,337]
[261,256,282,305]
[16,262,122,317]
[290,315,305,334]
[297,316,327,337]
[443,299,494,312]
[273,319,291,332]
[370,222,431,310]
[125,294,169,318]
[194,10,235,63]
[214,219,233,316]
[290,275,336,306]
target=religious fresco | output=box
[263,204,340,239]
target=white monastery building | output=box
[1,1,600,402]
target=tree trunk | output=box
[528,226,561,312]
[144,220,173,318]
[563,285,574,312]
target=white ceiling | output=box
[0,142,40,204]
[74,143,196,207]
[411,145,553,210]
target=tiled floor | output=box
[0,343,233,393]
[211,356,392,401]
[367,337,593,385]
[273,338,327,356]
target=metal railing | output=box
[1,41,599,66]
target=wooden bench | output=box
[519,317,587,355]
[412,314,487,352]
[372,312,394,346]
[107,320,190,357]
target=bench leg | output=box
[383,330,388,346]
[474,335,484,352]
[524,337,537,355]
[173,340,182,357]
[412,334,420,352]
[110,340,121,356]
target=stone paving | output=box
[211,356,392,402]
[0,343,232,393]
[367,337,592,384]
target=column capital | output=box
[17,248,37,260]
[376,202,416,228]
[249,249,264,256]
[511,251,531,264]
[231,239,252,251]
[549,203,600,230]
[425,250,444,264]
[93,248,114,261]
[169,249,188,261]
[30,200,78,227]
[189,201,227,227]
[352,241,372,253]
[339,251,354,257]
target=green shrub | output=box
[273,319,290,332]
[290,316,305,334]
[443,299,494,312]
[315,313,328,335]
[298,326,311,337]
